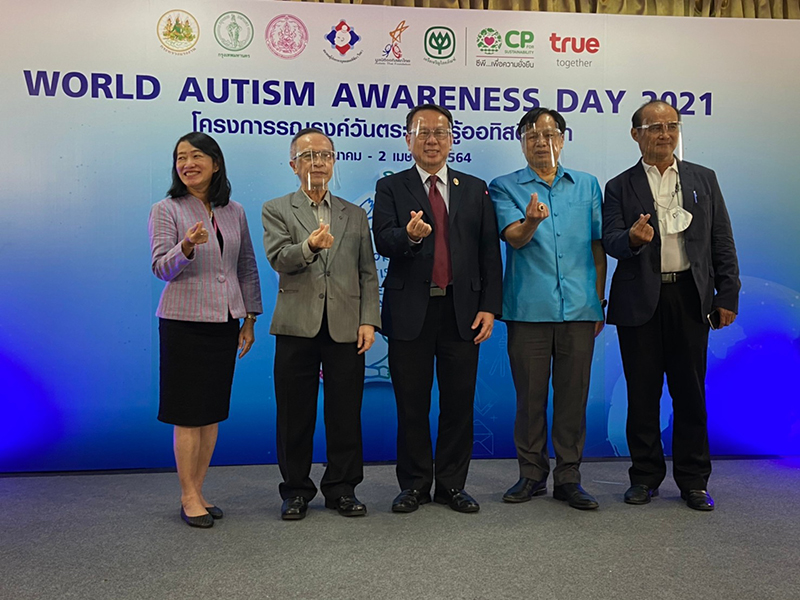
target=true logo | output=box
[157,10,199,54]
[265,14,309,59]
[214,12,254,53]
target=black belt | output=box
[661,271,692,284]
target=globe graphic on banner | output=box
[606,275,800,457]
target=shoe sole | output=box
[434,498,480,513]
[324,501,368,516]
[502,488,547,503]
[281,512,306,521]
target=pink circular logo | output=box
[265,14,308,59]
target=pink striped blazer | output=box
[149,195,262,322]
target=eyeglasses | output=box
[410,128,451,140]
[293,150,335,162]
[637,121,681,135]
[523,129,562,142]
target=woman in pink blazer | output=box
[148,132,262,528]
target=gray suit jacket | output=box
[262,190,381,342]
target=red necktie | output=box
[427,175,452,290]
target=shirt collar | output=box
[416,163,448,186]
[641,156,679,175]
[518,164,573,186]
[301,188,331,207]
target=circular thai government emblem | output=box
[158,10,199,53]
[477,28,502,55]
[214,12,254,52]
[265,14,308,59]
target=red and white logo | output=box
[549,33,599,54]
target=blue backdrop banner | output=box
[1,1,799,471]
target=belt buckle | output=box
[661,272,677,284]
[430,286,447,297]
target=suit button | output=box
[217,275,226,283]
[556,232,561,236]
[318,293,324,299]
[326,272,331,277]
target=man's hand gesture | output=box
[629,214,654,247]
[308,223,334,252]
[525,193,549,226]
[406,211,432,242]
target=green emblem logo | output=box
[424,26,455,60]
[476,28,502,55]
[214,12,254,52]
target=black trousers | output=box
[506,321,595,486]
[274,317,365,501]
[388,293,480,494]
[617,277,711,492]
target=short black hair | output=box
[405,104,453,131]
[290,127,335,156]
[167,132,231,208]
[631,100,681,128]
[516,107,566,137]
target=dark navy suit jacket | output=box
[373,167,503,341]
[602,159,740,327]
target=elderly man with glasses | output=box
[262,127,381,520]
[602,100,740,511]
[489,107,607,510]
[373,104,502,514]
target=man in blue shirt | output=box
[489,107,606,510]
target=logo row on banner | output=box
[158,10,602,70]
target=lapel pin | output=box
[453,178,459,186]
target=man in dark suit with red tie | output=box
[373,104,502,514]
[603,100,740,511]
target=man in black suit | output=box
[373,104,502,514]
[602,100,740,511]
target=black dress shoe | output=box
[503,477,547,503]
[325,495,367,517]
[281,496,309,520]
[624,484,659,505]
[553,483,599,510]
[180,507,214,528]
[392,489,432,513]
[681,489,715,511]
[434,489,480,513]
[205,505,224,519]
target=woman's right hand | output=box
[181,221,209,257]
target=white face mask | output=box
[658,204,692,235]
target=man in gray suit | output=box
[262,128,381,520]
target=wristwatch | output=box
[245,313,258,323]
[600,299,608,309]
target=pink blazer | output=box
[149,195,262,322]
